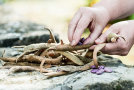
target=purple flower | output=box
[91,69,99,73]
[96,69,105,75]
[104,67,112,73]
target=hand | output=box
[94,20,134,56]
[68,7,110,45]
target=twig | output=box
[9,66,52,74]
[23,43,58,52]
[57,61,94,72]
[44,61,94,78]
[0,57,16,62]
[93,44,106,68]
[44,71,68,78]
[39,55,63,72]
[45,28,57,43]
[60,40,64,45]
[9,66,38,74]
[48,44,93,51]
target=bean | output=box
[98,65,105,69]
[104,67,112,73]
[91,69,99,73]
[96,69,104,75]
[90,65,97,69]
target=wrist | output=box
[92,0,121,21]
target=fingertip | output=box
[71,40,75,45]
[95,38,102,44]
[68,31,73,42]
[72,33,82,45]
[89,45,96,50]
[68,36,72,43]
[71,39,79,46]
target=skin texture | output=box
[68,0,134,55]
[95,20,134,55]
[68,7,110,45]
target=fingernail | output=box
[71,40,76,46]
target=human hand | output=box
[68,7,110,45]
[94,20,134,56]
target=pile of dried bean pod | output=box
[0,28,122,78]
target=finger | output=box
[71,15,92,45]
[89,44,119,55]
[68,11,82,42]
[95,26,119,44]
[89,45,96,50]
[103,51,119,55]
[101,37,124,54]
[101,43,118,54]
[83,25,103,44]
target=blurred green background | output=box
[0,0,134,65]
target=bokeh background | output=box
[0,0,134,65]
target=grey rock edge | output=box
[0,48,134,90]
[0,21,59,47]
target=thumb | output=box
[95,30,112,44]
[95,25,119,44]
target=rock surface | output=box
[0,21,59,47]
[0,48,134,90]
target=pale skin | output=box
[68,0,134,55]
